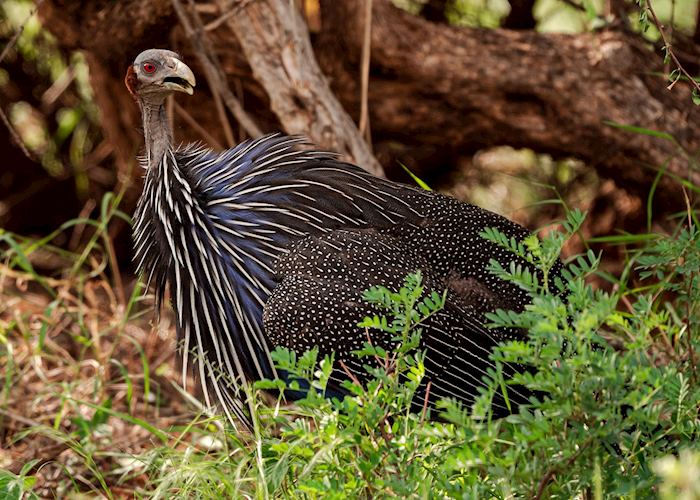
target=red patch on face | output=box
[124,65,139,99]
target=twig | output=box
[0,106,35,161]
[204,2,255,32]
[172,0,235,146]
[682,183,693,230]
[339,360,363,387]
[68,198,97,250]
[534,440,591,499]
[645,0,700,95]
[0,408,44,428]
[358,0,373,148]
[420,380,432,422]
[205,9,236,32]
[378,412,393,442]
[195,2,219,14]
[215,82,237,147]
[171,0,263,139]
[174,101,224,149]
[668,0,675,55]
[234,78,247,142]
[192,0,260,143]
[362,327,386,371]
[204,0,256,31]
[41,66,75,109]
[104,226,125,306]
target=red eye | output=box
[143,62,157,74]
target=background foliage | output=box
[1,0,699,497]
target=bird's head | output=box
[125,49,196,105]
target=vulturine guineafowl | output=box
[126,49,538,425]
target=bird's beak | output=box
[162,58,196,95]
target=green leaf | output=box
[398,161,432,191]
[692,89,700,106]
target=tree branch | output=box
[645,0,700,95]
[218,0,384,175]
[317,0,699,205]
[172,0,262,140]
[36,0,699,212]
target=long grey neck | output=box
[140,99,171,166]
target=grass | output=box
[1,193,699,498]
[2,113,700,497]
[0,196,204,497]
[2,0,699,495]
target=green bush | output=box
[4,203,698,498]
[186,207,700,499]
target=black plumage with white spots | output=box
[134,134,535,420]
[127,50,539,425]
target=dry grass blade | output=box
[0,222,204,496]
[171,0,263,141]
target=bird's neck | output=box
[140,100,171,165]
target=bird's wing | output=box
[263,227,531,414]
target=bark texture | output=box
[37,0,699,210]
[316,0,698,205]
[218,0,383,175]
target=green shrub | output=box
[4,203,698,498]
[221,208,700,498]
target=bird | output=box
[125,48,538,425]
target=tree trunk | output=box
[38,0,698,212]
[217,0,383,175]
[316,0,698,209]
